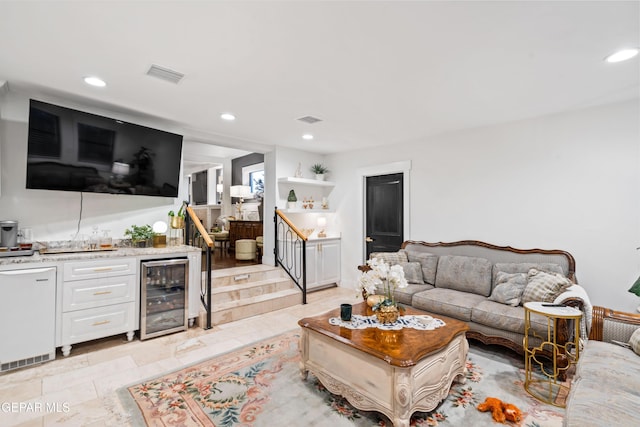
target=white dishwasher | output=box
[0,266,56,372]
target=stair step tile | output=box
[210,289,301,325]
[197,264,303,327]
[204,265,287,287]
[211,278,295,303]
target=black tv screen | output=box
[26,99,183,197]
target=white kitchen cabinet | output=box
[61,303,136,351]
[1,246,201,365]
[0,265,56,372]
[59,258,137,356]
[62,275,136,311]
[305,238,341,290]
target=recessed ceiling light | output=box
[220,113,236,121]
[302,134,314,140]
[605,48,639,63]
[83,76,106,87]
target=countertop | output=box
[0,245,200,266]
[277,233,341,243]
[306,234,341,242]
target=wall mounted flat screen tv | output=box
[26,99,183,197]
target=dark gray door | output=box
[365,173,404,260]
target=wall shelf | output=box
[277,177,335,188]
[278,176,336,214]
[280,208,335,214]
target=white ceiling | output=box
[0,1,638,155]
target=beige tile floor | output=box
[0,287,360,427]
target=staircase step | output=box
[211,277,295,304]
[204,264,288,287]
[199,288,302,326]
[198,264,302,327]
[209,263,281,278]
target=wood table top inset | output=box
[298,302,469,367]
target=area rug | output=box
[117,331,564,426]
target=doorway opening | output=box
[360,161,411,262]
[365,173,404,259]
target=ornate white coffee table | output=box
[298,303,469,427]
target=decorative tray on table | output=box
[0,249,35,258]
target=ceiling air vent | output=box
[297,115,323,124]
[146,64,185,84]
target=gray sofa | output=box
[564,306,640,426]
[369,240,591,354]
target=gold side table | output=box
[523,301,582,407]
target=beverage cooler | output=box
[140,258,188,340]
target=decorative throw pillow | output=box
[493,262,564,284]
[435,255,493,296]
[369,251,408,266]
[401,250,438,285]
[399,262,425,284]
[488,272,528,306]
[629,328,640,355]
[521,268,573,305]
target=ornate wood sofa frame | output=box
[589,305,640,341]
[405,240,583,355]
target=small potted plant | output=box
[124,224,155,248]
[310,163,329,180]
[168,201,187,229]
[287,189,297,209]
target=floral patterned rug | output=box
[118,330,564,426]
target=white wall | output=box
[261,146,328,265]
[0,82,4,198]
[0,89,188,241]
[329,100,640,313]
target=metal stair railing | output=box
[274,207,308,304]
[185,204,214,329]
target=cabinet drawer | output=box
[63,275,136,312]
[61,302,135,346]
[64,258,136,281]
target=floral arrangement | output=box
[357,257,408,311]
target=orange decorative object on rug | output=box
[477,396,522,423]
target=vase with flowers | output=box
[357,257,408,324]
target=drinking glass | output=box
[100,230,113,249]
[340,304,352,321]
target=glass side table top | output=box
[524,301,581,318]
